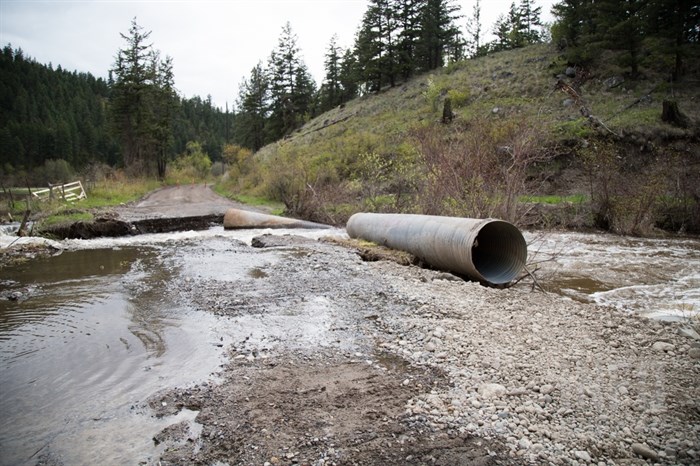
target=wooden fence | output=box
[32,181,87,202]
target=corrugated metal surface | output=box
[346,213,526,285]
[224,209,330,230]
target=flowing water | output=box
[0,227,698,464]
[525,231,700,320]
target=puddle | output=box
[0,246,231,465]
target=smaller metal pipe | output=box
[346,213,527,285]
[223,208,330,230]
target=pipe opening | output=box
[472,221,527,285]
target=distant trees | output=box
[354,0,464,92]
[0,45,117,182]
[491,0,544,52]
[266,22,316,141]
[109,18,178,178]
[551,0,700,78]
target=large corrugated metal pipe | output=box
[346,213,527,286]
[224,208,331,230]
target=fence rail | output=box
[32,181,87,202]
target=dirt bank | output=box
[39,185,257,239]
[141,234,698,466]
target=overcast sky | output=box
[1,0,556,110]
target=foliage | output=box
[580,140,668,235]
[109,18,177,179]
[490,0,544,52]
[167,141,212,183]
[412,117,550,224]
[0,45,118,172]
[551,0,700,78]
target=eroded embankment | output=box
[40,214,224,239]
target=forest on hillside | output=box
[0,0,698,188]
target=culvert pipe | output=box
[224,208,330,230]
[346,213,527,286]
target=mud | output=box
[138,233,698,466]
[150,353,502,466]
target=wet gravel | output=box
[147,233,699,466]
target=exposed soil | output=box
[111,184,250,222]
[137,233,698,466]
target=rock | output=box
[492,107,500,114]
[565,66,576,78]
[562,98,575,107]
[540,384,554,395]
[688,348,700,360]
[518,437,532,450]
[679,326,700,340]
[574,450,592,462]
[478,383,507,399]
[652,341,675,352]
[631,443,659,461]
[604,76,624,88]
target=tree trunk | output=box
[661,100,689,128]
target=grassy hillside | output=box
[224,44,700,235]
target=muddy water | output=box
[0,247,231,465]
[0,226,698,464]
[0,227,339,465]
[525,231,700,320]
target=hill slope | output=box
[232,44,699,235]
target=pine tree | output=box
[594,0,647,76]
[109,18,152,171]
[415,0,464,70]
[235,62,269,151]
[492,0,543,51]
[355,0,399,92]
[109,18,178,177]
[266,22,315,139]
[394,0,423,79]
[646,0,700,79]
[465,0,484,58]
[319,35,344,113]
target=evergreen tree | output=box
[0,44,116,174]
[551,0,595,50]
[338,48,360,102]
[266,22,315,139]
[492,0,543,51]
[415,0,464,70]
[235,62,269,151]
[394,0,424,79]
[319,35,344,113]
[465,0,484,57]
[148,51,177,178]
[646,0,700,79]
[109,18,152,172]
[594,0,647,76]
[355,0,400,92]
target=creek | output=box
[0,227,698,464]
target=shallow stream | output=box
[0,227,698,464]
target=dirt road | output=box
[111,184,252,222]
